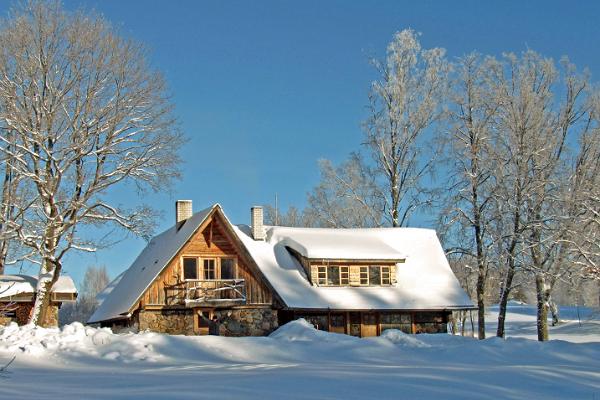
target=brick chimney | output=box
[251,206,265,240]
[176,200,193,223]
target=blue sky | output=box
[4,1,600,287]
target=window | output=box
[381,266,391,285]
[220,258,235,280]
[326,266,340,285]
[316,266,350,286]
[203,259,216,280]
[340,266,349,285]
[317,266,327,285]
[314,264,391,286]
[380,313,412,334]
[183,257,198,280]
[369,266,380,285]
[359,266,369,285]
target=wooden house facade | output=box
[89,202,474,337]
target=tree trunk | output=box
[549,298,559,326]
[535,274,549,341]
[476,278,486,339]
[29,258,61,326]
[496,265,515,338]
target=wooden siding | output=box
[307,260,398,286]
[140,214,273,308]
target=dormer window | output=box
[312,263,394,286]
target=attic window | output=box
[317,266,327,285]
[359,267,369,285]
[183,257,198,280]
[367,266,391,286]
[316,266,350,286]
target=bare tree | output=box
[443,53,503,339]
[304,29,449,229]
[363,29,449,227]
[264,204,311,227]
[0,2,183,325]
[59,265,110,325]
[304,155,384,228]
[487,52,592,340]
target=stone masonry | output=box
[138,308,195,335]
[215,307,278,336]
[136,307,278,336]
[0,303,59,327]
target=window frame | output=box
[359,266,369,286]
[182,257,199,280]
[219,257,237,280]
[380,266,391,285]
[317,266,327,285]
[203,258,217,280]
[181,256,238,281]
[339,266,350,285]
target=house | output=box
[0,274,78,327]
[89,201,474,337]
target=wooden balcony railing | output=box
[183,279,246,306]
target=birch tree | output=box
[364,29,450,227]
[0,2,183,325]
[489,52,592,340]
[489,51,555,338]
[307,29,449,229]
[443,53,502,339]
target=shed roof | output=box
[0,274,77,299]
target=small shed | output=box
[0,274,78,327]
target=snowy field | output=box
[0,303,599,400]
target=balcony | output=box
[183,279,246,307]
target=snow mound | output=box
[0,322,160,363]
[269,319,355,342]
[379,329,431,348]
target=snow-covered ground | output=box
[0,303,599,400]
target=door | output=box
[349,312,361,337]
[195,309,213,335]
[329,313,346,334]
[362,312,378,337]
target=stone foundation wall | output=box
[136,307,278,336]
[215,307,278,336]
[138,308,195,335]
[0,302,59,327]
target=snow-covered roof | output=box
[88,205,217,323]
[235,225,474,310]
[0,274,77,299]
[276,226,406,260]
[90,203,474,323]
